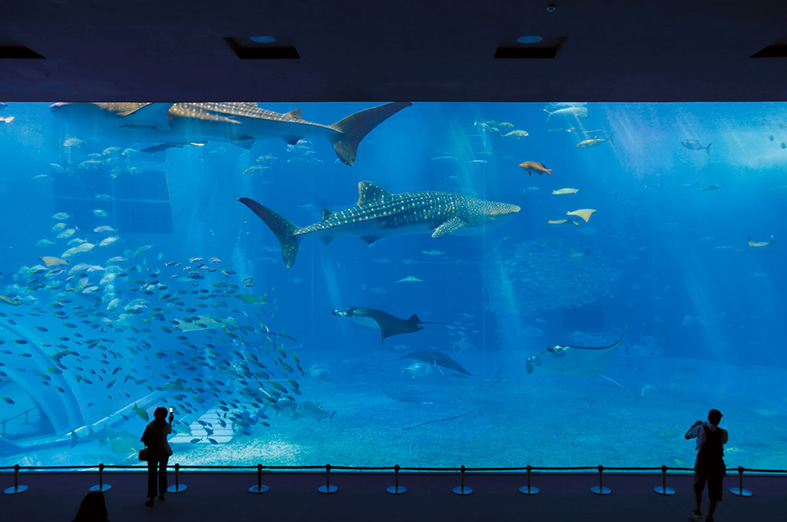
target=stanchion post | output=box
[654,464,675,495]
[318,463,338,494]
[168,463,188,493]
[387,464,406,494]
[90,463,112,492]
[249,463,269,494]
[452,465,472,495]
[729,466,752,497]
[4,464,28,495]
[590,465,611,495]
[520,464,540,495]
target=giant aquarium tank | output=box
[0,101,785,470]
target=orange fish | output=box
[519,161,552,176]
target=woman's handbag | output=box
[138,448,149,461]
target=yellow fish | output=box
[748,235,774,247]
[0,295,20,306]
[0,116,14,124]
[548,219,578,226]
[39,256,70,267]
[552,188,579,195]
[566,209,596,222]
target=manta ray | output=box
[331,307,471,342]
[399,350,472,376]
[525,328,626,377]
[49,101,411,166]
[239,181,520,268]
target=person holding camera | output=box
[141,406,174,507]
[685,408,728,522]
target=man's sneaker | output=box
[690,510,702,520]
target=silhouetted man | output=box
[685,408,727,522]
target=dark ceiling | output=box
[1,0,787,103]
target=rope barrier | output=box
[3,460,785,497]
[452,465,472,495]
[730,466,753,497]
[167,463,188,494]
[519,464,539,495]
[387,464,406,495]
[318,464,338,494]
[248,464,269,494]
[654,465,676,496]
[2,464,27,495]
[88,463,111,492]
[590,465,611,495]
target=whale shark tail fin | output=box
[329,102,412,166]
[238,198,300,268]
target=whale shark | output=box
[239,181,520,268]
[49,101,411,166]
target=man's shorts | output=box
[694,469,724,501]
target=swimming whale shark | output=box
[239,181,520,268]
[49,101,411,166]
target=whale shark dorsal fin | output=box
[93,102,156,117]
[319,236,334,245]
[284,135,303,145]
[360,236,381,245]
[432,217,466,238]
[357,181,390,206]
[284,109,303,119]
[321,209,334,221]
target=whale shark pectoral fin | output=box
[141,142,187,153]
[232,136,255,149]
[357,181,391,205]
[432,217,466,238]
[360,236,382,245]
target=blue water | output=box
[0,101,786,470]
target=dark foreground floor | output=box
[2,471,785,522]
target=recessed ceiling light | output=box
[516,35,543,44]
[225,37,299,59]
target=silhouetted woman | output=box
[141,406,174,506]
[72,490,109,521]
